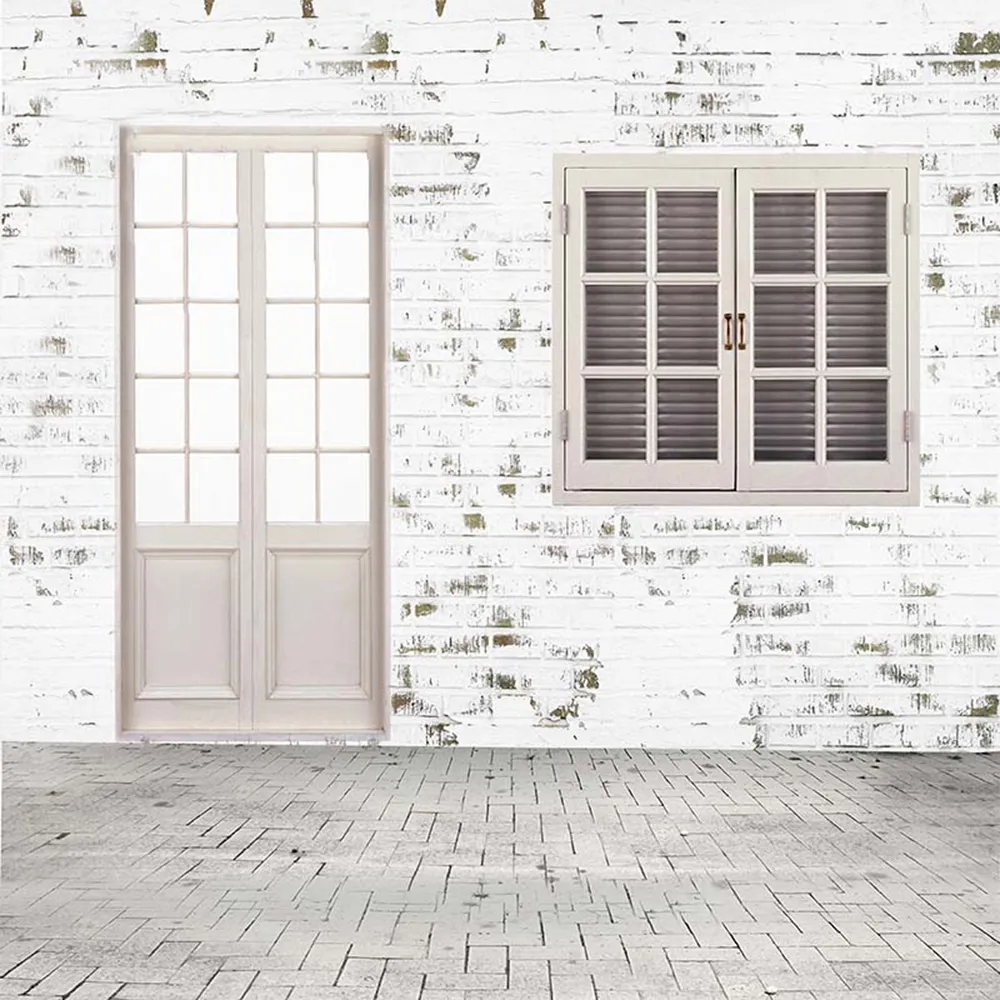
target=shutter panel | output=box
[562,167,736,493]
[585,285,646,366]
[585,191,646,273]
[585,379,646,460]
[736,167,908,492]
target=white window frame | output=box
[552,152,921,508]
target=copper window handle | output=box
[737,312,747,350]
[723,313,733,350]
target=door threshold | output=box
[119,730,388,744]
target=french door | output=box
[118,127,388,737]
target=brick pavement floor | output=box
[0,744,998,1000]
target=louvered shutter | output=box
[562,168,736,492]
[736,167,909,492]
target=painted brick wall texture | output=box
[1,0,1000,752]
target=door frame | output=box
[115,123,391,742]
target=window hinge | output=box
[558,410,569,441]
[903,203,912,235]
[559,203,568,235]
[903,409,915,442]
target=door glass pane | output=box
[584,378,646,460]
[657,378,717,460]
[267,454,315,522]
[657,190,717,273]
[135,230,183,299]
[319,378,369,449]
[585,190,645,273]
[320,453,369,522]
[827,380,887,461]
[320,303,369,375]
[826,191,886,273]
[754,286,815,368]
[265,152,314,224]
[135,378,185,449]
[318,152,369,224]
[267,378,315,449]
[186,153,237,225]
[754,192,815,273]
[754,380,815,461]
[189,378,239,450]
[189,454,239,522]
[266,229,315,299]
[657,285,717,366]
[826,286,888,367]
[267,304,316,375]
[189,304,239,375]
[134,304,184,375]
[188,229,238,300]
[135,453,185,522]
[585,285,646,366]
[318,229,368,298]
[133,152,182,225]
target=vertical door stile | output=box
[249,147,267,716]
[237,145,255,731]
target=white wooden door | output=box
[119,129,388,738]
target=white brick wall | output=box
[2,0,999,750]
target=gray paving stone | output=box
[1,744,998,1000]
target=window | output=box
[552,153,920,506]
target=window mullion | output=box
[647,185,656,466]
[816,188,827,468]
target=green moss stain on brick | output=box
[391,491,410,508]
[398,664,413,688]
[851,704,895,717]
[532,0,547,18]
[414,602,437,618]
[425,722,458,746]
[498,483,517,498]
[879,662,919,686]
[391,345,410,361]
[498,454,522,477]
[456,247,480,262]
[500,307,522,330]
[398,637,437,655]
[392,691,436,714]
[463,513,486,531]
[962,694,999,717]
[498,337,517,352]
[976,487,998,505]
[768,546,809,565]
[367,31,391,54]
[854,637,891,655]
[136,29,158,52]
[948,185,973,206]
[32,396,72,417]
[926,272,945,292]
[390,184,413,197]
[954,31,1000,54]
[449,574,488,596]
[574,664,600,690]
[744,547,765,567]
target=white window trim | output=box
[552,152,921,508]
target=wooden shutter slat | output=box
[826,192,887,273]
[826,286,887,367]
[657,379,718,460]
[585,285,646,366]
[657,285,717,367]
[754,380,816,461]
[753,286,815,368]
[657,191,717,272]
[754,192,815,273]
[585,191,646,273]
[584,379,646,460]
[826,380,887,461]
